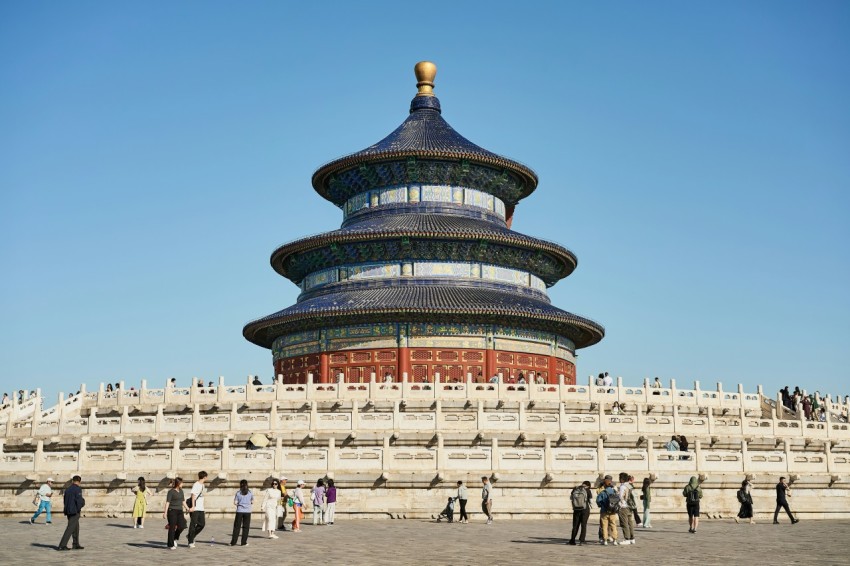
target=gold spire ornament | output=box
[414,61,437,97]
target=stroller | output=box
[437,497,456,523]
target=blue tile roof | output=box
[243,285,604,350]
[312,94,538,205]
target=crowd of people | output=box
[778,386,848,423]
[27,471,803,551]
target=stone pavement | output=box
[2,516,848,565]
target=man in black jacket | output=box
[58,475,85,551]
[773,476,799,524]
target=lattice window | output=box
[377,351,396,361]
[438,351,459,362]
[463,351,483,362]
[467,365,483,379]
[330,354,347,364]
[518,355,533,366]
[535,356,548,367]
[307,355,320,365]
[330,368,344,380]
[447,365,464,380]
[294,358,305,369]
[412,350,432,361]
[351,352,371,362]
[433,365,445,378]
[412,365,428,380]
[380,366,396,379]
[496,367,510,377]
[497,353,514,364]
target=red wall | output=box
[275,347,575,385]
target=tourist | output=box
[595,475,619,545]
[106,383,113,393]
[651,377,662,394]
[640,477,653,528]
[383,372,393,383]
[683,476,702,533]
[207,380,215,392]
[773,476,798,524]
[57,475,84,551]
[30,477,54,525]
[617,473,636,545]
[2,392,8,405]
[261,479,282,538]
[456,480,468,523]
[679,435,689,460]
[481,476,494,524]
[186,470,208,548]
[131,477,149,528]
[595,373,605,387]
[168,378,176,388]
[163,477,188,549]
[231,479,253,546]
[568,480,592,545]
[253,376,263,386]
[277,476,289,531]
[735,479,754,524]
[666,435,680,452]
[291,479,306,532]
[602,372,613,388]
[311,478,326,525]
[325,479,337,525]
[610,402,620,416]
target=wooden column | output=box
[398,347,410,382]
[319,352,329,384]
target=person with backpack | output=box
[617,473,637,545]
[595,475,620,545]
[735,479,755,524]
[568,480,592,545]
[683,476,703,533]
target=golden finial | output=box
[414,61,437,97]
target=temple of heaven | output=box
[243,62,604,385]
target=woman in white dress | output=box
[260,479,282,539]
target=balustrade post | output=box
[274,436,283,471]
[598,401,605,432]
[124,438,133,471]
[217,376,225,403]
[597,436,605,474]
[825,441,834,473]
[694,438,702,472]
[741,438,749,474]
[491,437,500,472]
[77,437,88,472]
[155,405,163,433]
[192,404,200,432]
[34,440,44,473]
[56,392,65,422]
[221,436,230,470]
[171,438,180,473]
[121,405,130,433]
[646,438,655,472]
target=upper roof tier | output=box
[312,62,538,207]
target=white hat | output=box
[279,476,287,481]
[46,478,54,482]
[297,479,305,485]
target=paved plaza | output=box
[2,516,848,565]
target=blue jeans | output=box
[32,500,52,523]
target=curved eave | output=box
[311,151,538,206]
[242,288,604,350]
[269,228,578,283]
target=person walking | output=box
[735,479,755,524]
[291,480,306,532]
[568,480,592,545]
[57,476,85,551]
[311,478,326,525]
[277,476,289,532]
[481,476,494,524]
[186,471,208,548]
[773,477,798,524]
[31,478,54,525]
[325,479,337,525]
[131,477,150,528]
[261,479,282,538]
[163,477,189,549]
[595,475,619,545]
[683,476,702,533]
[456,480,468,524]
[640,477,653,528]
[230,480,253,546]
[617,473,636,545]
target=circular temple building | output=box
[243,62,604,385]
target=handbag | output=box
[33,494,40,506]
[277,505,284,518]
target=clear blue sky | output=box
[1,1,848,404]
